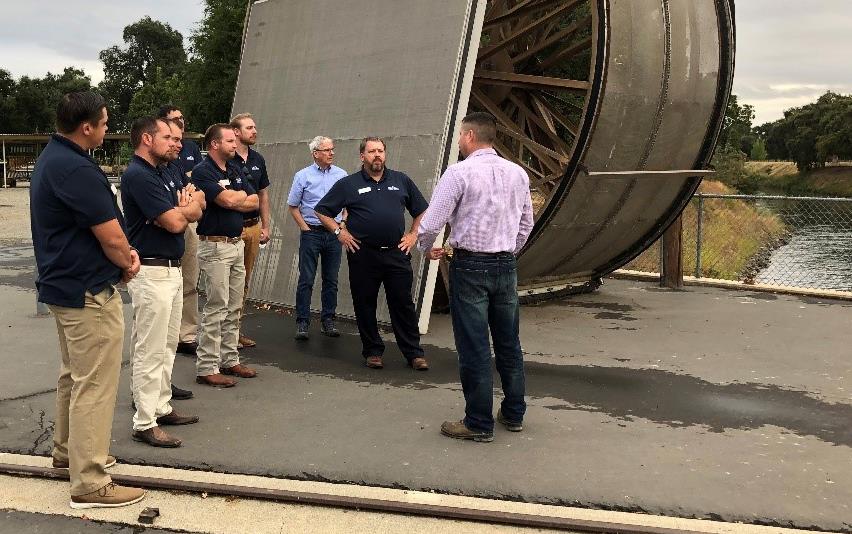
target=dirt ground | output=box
[0,186,31,243]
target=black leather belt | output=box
[243,216,260,227]
[140,258,182,267]
[199,235,242,244]
[454,249,513,258]
[307,224,328,232]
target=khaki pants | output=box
[179,223,199,343]
[239,221,261,330]
[127,266,182,431]
[197,240,245,376]
[49,287,123,497]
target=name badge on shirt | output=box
[358,186,371,195]
[218,179,230,188]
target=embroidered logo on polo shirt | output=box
[358,187,371,194]
[251,166,260,171]
[388,186,400,191]
[186,156,195,161]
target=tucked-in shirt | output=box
[315,168,428,248]
[191,158,257,238]
[175,139,203,184]
[287,163,347,225]
[30,134,125,308]
[417,148,534,255]
[231,147,270,220]
[120,155,185,260]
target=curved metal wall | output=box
[516,0,735,288]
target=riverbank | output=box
[625,180,787,280]
[745,161,852,197]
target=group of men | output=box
[30,90,533,510]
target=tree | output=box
[749,137,768,161]
[98,16,187,130]
[182,0,251,130]
[0,67,92,133]
[127,67,185,120]
[717,94,755,155]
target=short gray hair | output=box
[309,136,333,153]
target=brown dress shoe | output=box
[365,355,383,369]
[238,334,256,348]
[409,357,429,370]
[132,427,181,448]
[156,411,199,426]
[220,364,257,378]
[196,373,237,387]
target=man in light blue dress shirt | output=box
[287,136,347,340]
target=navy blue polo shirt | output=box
[231,147,269,220]
[191,158,257,238]
[175,139,203,185]
[30,134,125,308]
[315,168,428,248]
[120,155,185,260]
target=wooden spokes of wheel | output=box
[471,0,595,214]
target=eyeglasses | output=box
[314,148,335,153]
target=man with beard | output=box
[121,117,204,447]
[314,137,429,370]
[230,113,270,348]
[191,124,259,387]
[157,105,203,359]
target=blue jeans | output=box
[449,252,526,433]
[296,228,342,323]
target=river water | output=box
[755,198,852,291]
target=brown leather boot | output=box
[196,373,237,387]
[220,364,257,378]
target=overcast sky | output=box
[3,1,850,126]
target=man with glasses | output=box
[286,136,347,340]
[230,113,270,348]
[158,105,203,359]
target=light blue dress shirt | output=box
[287,163,348,225]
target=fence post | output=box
[661,214,684,288]
[694,194,704,278]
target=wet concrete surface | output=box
[0,509,182,533]
[1,241,851,531]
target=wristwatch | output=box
[334,227,342,236]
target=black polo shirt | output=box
[231,147,269,220]
[191,157,257,238]
[120,155,185,260]
[175,139,203,185]
[315,168,428,248]
[30,134,125,308]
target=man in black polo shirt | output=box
[315,137,430,371]
[191,124,260,387]
[30,91,145,508]
[158,105,204,357]
[230,112,270,349]
[122,117,205,448]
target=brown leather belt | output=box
[140,258,181,267]
[198,235,241,244]
[243,217,260,227]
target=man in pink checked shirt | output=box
[417,112,534,443]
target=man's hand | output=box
[427,247,446,260]
[260,227,270,242]
[398,232,417,254]
[338,228,360,253]
[122,249,141,282]
[177,188,191,207]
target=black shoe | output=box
[497,409,523,432]
[176,341,198,356]
[171,384,193,400]
[321,318,340,337]
[295,322,309,340]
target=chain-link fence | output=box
[624,194,852,292]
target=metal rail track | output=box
[0,461,703,534]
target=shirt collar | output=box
[51,134,97,164]
[131,154,161,174]
[360,167,387,183]
[468,147,497,159]
[314,163,334,174]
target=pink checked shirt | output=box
[417,148,534,255]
